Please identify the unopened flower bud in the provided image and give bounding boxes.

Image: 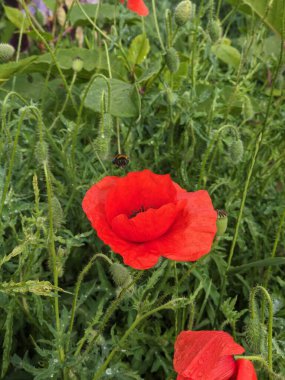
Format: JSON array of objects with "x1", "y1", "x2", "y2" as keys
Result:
[
  {"x1": 72, "y1": 57, "x2": 84, "y2": 73},
  {"x1": 94, "y1": 134, "x2": 109, "y2": 160},
  {"x1": 229, "y1": 139, "x2": 244, "y2": 164},
  {"x1": 242, "y1": 95, "x2": 254, "y2": 120},
  {"x1": 75, "y1": 27, "x2": 84, "y2": 47},
  {"x1": 109, "y1": 263, "x2": 132, "y2": 288},
  {"x1": 216, "y1": 209, "x2": 228, "y2": 236},
  {"x1": 0, "y1": 43, "x2": 15, "y2": 62},
  {"x1": 208, "y1": 19, "x2": 223, "y2": 43},
  {"x1": 56, "y1": 6, "x2": 66, "y2": 26},
  {"x1": 165, "y1": 47, "x2": 180, "y2": 73},
  {"x1": 174, "y1": 0, "x2": 194, "y2": 27}
]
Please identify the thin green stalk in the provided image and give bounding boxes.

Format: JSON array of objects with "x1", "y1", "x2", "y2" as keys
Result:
[
  {"x1": 43, "y1": 162, "x2": 65, "y2": 364},
  {"x1": 151, "y1": 0, "x2": 165, "y2": 51},
  {"x1": 92, "y1": 298, "x2": 186, "y2": 380},
  {"x1": 263, "y1": 207, "x2": 285, "y2": 289},
  {"x1": 66, "y1": 253, "x2": 112, "y2": 352}
]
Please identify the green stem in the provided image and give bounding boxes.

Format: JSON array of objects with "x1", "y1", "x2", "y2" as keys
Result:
[
  {"x1": 92, "y1": 298, "x2": 186, "y2": 380},
  {"x1": 151, "y1": 0, "x2": 165, "y2": 51},
  {"x1": 66, "y1": 253, "x2": 113, "y2": 353},
  {"x1": 250, "y1": 286, "x2": 273, "y2": 375},
  {"x1": 43, "y1": 162, "x2": 65, "y2": 364}
]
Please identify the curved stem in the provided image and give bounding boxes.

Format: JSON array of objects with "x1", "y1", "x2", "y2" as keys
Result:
[
  {"x1": 92, "y1": 298, "x2": 186, "y2": 380},
  {"x1": 151, "y1": 0, "x2": 165, "y2": 51}
]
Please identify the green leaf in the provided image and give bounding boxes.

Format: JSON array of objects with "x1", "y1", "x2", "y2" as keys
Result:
[
  {"x1": 83, "y1": 78, "x2": 140, "y2": 118},
  {"x1": 229, "y1": 257, "x2": 285, "y2": 273},
  {"x1": 0, "y1": 56, "x2": 37, "y2": 83},
  {"x1": 127, "y1": 34, "x2": 150, "y2": 66},
  {"x1": 211, "y1": 41, "x2": 241, "y2": 68},
  {"x1": 4, "y1": 6, "x2": 30, "y2": 30},
  {"x1": 226, "y1": 0, "x2": 285, "y2": 36}
]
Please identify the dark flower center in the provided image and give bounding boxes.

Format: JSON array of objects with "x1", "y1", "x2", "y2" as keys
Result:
[{"x1": 129, "y1": 205, "x2": 146, "y2": 219}]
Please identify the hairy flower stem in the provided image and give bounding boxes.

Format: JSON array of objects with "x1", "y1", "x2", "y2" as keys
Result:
[
  {"x1": 43, "y1": 162, "x2": 65, "y2": 365},
  {"x1": 151, "y1": 0, "x2": 165, "y2": 51},
  {"x1": 92, "y1": 298, "x2": 186, "y2": 380},
  {"x1": 250, "y1": 286, "x2": 273, "y2": 377},
  {"x1": 66, "y1": 253, "x2": 113, "y2": 353}
]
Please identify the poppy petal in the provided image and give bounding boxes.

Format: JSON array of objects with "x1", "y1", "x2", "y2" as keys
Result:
[
  {"x1": 174, "y1": 331, "x2": 245, "y2": 379},
  {"x1": 234, "y1": 359, "x2": 257, "y2": 380},
  {"x1": 82, "y1": 176, "x2": 160, "y2": 269},
  {"x1": 127, "y1": 0, "x2": 149, "y2": 16},
  {"x1": 111, "y1": 202, "x2": 181, "y2": 243},
  {"x1": 156, "y1": 190, "x2": 217, "y2": 262},
  {"x1": 105, "y1": 170, "x2": 176, "y2": 224}
]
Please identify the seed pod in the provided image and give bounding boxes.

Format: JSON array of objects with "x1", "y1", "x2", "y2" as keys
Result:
[
  {"x1": 72, "y1": 57, "x2": 84, "y2": 73},
  {"x1": 216, "y1": 210, "x2": 228, "y2": 237},
  {"x1": 56, "y1": 6, "x2": 66, "y2": 26},
  {"x1": 174, "y1": 0, "x2": 194, "y2": 27},
  {"x1": 109, "y1": 263, "x2": 132, "y2": 288},
  {"x1": 242, "y1": 95, "x2": 254, "y2": 120},
  {"x1": 165, "y1": 47, "x2": 180, "y2": 73},
  {"x1": 229, "y1": 139, "x2": 244, "y2": 164},
  {"x1": 0, "y1": 43, "x2": 15, "y2": 63},
  {"x1": 208, "y1": 19, "x2": 222, "y2": 43}
]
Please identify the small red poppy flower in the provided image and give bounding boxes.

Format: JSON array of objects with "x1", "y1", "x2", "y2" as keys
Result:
[
  {"x1": 174, "y1": 331, "x2": 258, "y2": 380},
  {"x1": 82, "y1": 170, "x2": 217, "y2": 270},
  {"x1": 120, "y1": 0, "x2": 149, "y2": 16}
]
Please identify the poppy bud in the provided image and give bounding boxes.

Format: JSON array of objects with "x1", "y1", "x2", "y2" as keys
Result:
[
  {"x1": 72, "y1": 57, "x2": 84, "y2": 73},
  {"x1": 164, "y1": 88, "x2": 177, "y2": 105},
  {"x1": 229, "y1": 139, "x2": 244, "y2": 164},
  {"x1": 174, "y1": 0, "x2": 194, "y2": 27},
  {"x1": 35, "y1": 140, "x2": 49, "y2": 164},
  {"x1": 165, "y1": 47, "x2": 180, "y2": 73},
  {"x1": 216, "y1": 209, "x2": 228, "y2": 236},
  {"x1": 94, "y1": 134, "x2": 109, "y2": 160},
  {"x1": 208, "y1": 19, "x2": 223, "y2": 43},
  {"x1": 0, "y1": 43, "x2": 15, "y2": 63},
  {"x1": 242, "y1": 95, "x2": 254, "y2": 120},
  {"x1": 100, "y1": 113, "x2": 113, "y2": 136},
  {"x1": 51, "y1": 196, "x2": 64, "y2": 230},
  {"x1": 56, "y1": 6, "x2": 66, "y2": 26},
  {"x1": 109, "y1": 263, "x2": 132, "y2": 288}
]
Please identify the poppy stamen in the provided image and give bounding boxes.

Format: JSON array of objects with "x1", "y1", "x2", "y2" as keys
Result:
[{"x1": 129, "y1": 205, "x2": 145, "y2": 218}]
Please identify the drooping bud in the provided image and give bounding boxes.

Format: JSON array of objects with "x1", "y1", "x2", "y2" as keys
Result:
[
  {"x1": 208, "y1": 19, "x2": 223, "y2": 43},
  {"x1": 35, "y1": 140, "x2": 49, "y2": 164},
  {"x1": 242, "y1": 95, "x2": 254, "y2": 120},
  {"x1": 56, "y1": 6, "x2": 66, "y2": 26},
  {"x1": 51, "y1": 196, "x2": 64, "y2": 230},
  {"x1": 109, "y1": 263, "x2": 132, "y2": 288},
  {"x1": 216, "y1": 209, "x2": 228, "y2": 237},
  {"x1": 229, "y1": 139, "x2": 244, "y2": 164},
  {"x1": 72, "y1": 56, "x2": 84, "y2": 73},
  {"x1": 165, "y1": 47, "x2": 180, "y2": 73},
  {"x1": 0, "y1": 43, "x2": 15, "y2": 63},
  {"x1": 94, "y1": 134, "x2": 109, "y2": 160},
  {"x1": 174, "y1": 0, "x2": 194, "y2": 27}
]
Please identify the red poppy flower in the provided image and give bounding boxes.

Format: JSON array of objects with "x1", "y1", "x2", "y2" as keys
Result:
[
  {"x1": 82, "y1": 170, "x2": 217, "y2": 270},
  {"x1": 120, "y1": 0, "x2": 149, "y2": 16},
  {"x1": 174, "y1": 331, "x2": 258, "y2": 380}
]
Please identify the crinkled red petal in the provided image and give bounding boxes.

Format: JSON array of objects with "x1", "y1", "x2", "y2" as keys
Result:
[
  {"x1": 111, "y1": 202, "x2": 180, "y2": 243},
  {"x1": 234, "y1": 359, "x2": 257, "y2": 380},
  {"x1": 156, "y1": 190, "x2": 217, "y2": 262},
  {"x1": 127, "y1": 0, "x2": 149, "y2": 16},
  {"x1": 174, "y1": 331, "x2": 245, "y2": 379}
]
